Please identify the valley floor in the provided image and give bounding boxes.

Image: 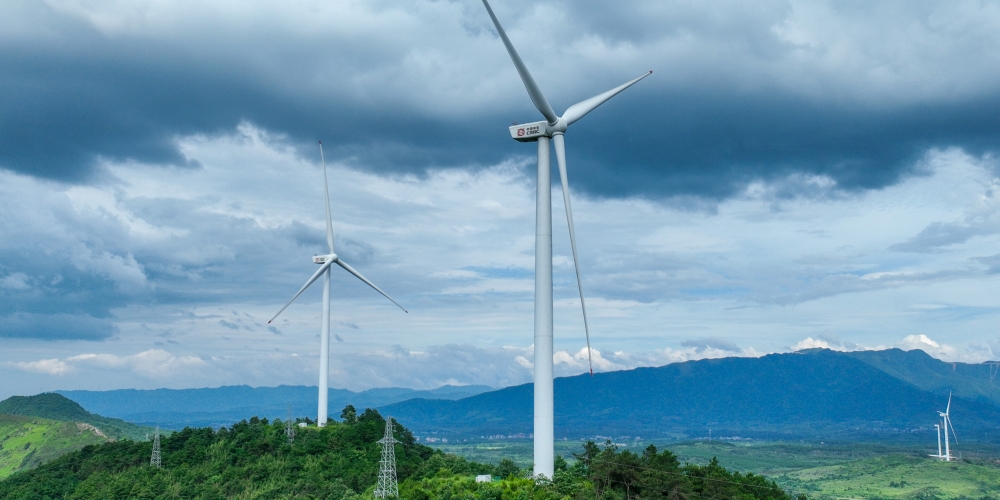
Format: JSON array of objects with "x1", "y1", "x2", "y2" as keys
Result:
[{"x1": 436, "y1": 439, "x2": 1000, "y2": 500}]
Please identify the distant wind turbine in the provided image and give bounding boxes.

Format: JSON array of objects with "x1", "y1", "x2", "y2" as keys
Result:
[
  {"x1": 930, "y1": 423, "x2": 942, "y2": 459},
  {"x1": 480, "y1": 0, "x2": 651, "y2": 479},
  {"x1": 936, "y1": 392, "x2": 957, "y2": 461},
  {"x1": 268, "y1": 141, "x2": 407, "y2": 427}
]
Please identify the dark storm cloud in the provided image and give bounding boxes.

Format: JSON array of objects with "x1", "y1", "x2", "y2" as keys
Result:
[
  {"x1": 4, "y1": 0, "x2": 1000, "y2": 200},
  {"x1": 566, "y1": 90, "x2": 1000, "y2": 200}
]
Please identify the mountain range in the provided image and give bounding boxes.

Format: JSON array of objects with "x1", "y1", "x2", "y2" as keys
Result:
[
  {"x1": 54, "y1": 348, "x2": 1000, "y2": 442},
  {"x1": 58, "y1": 384, "x2": 494, "y2": 429},
  {"x1": 382, "y1": 349, "x2": 1000, "y2": 441}
]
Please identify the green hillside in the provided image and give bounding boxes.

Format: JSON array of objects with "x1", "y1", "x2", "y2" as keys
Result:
[
  {"x1": 0, "y1": 393, "x2": 155, "y2": 441},
  {"x1": 0, "y1": 414, "x2": 109, "y2": 479},
  {"x1": 0, "y1": 407, "x2": 800, "y2": 500}
]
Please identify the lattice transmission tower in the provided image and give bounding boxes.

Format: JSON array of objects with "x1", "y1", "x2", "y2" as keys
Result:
[
  {"x1": 374, "y1": 417, "x2": 399, "y2": 499},
  {"x1": 285, "y1": 405, "x2": 295, "y2": 444},
  {"x1": 150, "y1": 426, "x2": 161, "y2": 468}
]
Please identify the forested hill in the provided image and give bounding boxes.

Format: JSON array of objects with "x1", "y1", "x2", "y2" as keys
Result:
[
  {"x1": 0, "y1": 407, "x2": 801, "y2": 500},
  {"x1": 382, "y1": 349, "x2": 1000, "y2": 440},
  {"x1": 0, "y1": 393, "x2": 154, "y2": 441}
]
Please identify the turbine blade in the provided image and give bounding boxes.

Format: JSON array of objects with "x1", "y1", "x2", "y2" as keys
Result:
[
  {"x1": 335, "y1": 259, "x2": 408, "y2": 313},
  {"x1": 553, "y1": 134, "x2": 593, "y2": 376},
  {"x1": 268, "y1": 260, "x2": 334, "y2": 323},
  {"x1": 561, "y1": 71, "x2": 652, "y2": 126},
  {"x1": 481, "y1": 0, "x2": 558, "y2": 124},
  {"x1": 319, "y1": 141, "x2": 335, "y2": 254},
  {"x1": 947, "y1": 415, "x2": 957, "y2": 443}
]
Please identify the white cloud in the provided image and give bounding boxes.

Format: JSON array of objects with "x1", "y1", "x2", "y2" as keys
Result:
[
  {"x1": 10, "y1": 350, "x2": 207, "y2": 380},
  {"x1": 553, "y1": 347, "x2": 626, "y2": 372},
  {"x1": 895, "y1": 334, "x2": 963, "y2": 361},
  {"x1": 11, "y1": 358, "x2": 71, "y2": 375},
  {"x1": 0, "y1": 273, "x2": 31, "y2": 291},
  {"x1": 791, "y1": 337, "x2": 836, "y2": 351}
]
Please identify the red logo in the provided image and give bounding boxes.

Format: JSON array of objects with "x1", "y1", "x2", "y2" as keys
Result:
[{"x1": 517, "y1": 128, "x2": 525, "y2": 136}]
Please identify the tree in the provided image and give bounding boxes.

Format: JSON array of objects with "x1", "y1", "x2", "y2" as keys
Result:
[{"x1": 341, "y1": 405, "x2": 357, "y2": 424}]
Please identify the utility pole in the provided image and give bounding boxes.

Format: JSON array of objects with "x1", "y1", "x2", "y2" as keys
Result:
[
  {"x1": 375, "y1": 417, "x2": 399, "y2": 499},
  {"x1": 150, "y1": 426, "x2": 161, "y2": 468}
]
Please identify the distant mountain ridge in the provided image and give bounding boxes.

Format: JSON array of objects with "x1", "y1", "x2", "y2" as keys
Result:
[
  {"x1": 381, "y1": 349, "x2": 1000, "y2": 441},
  {"x1": 58, "y1": 384, "x2": 493, "y2": 429},
  {"x1": 844, "y1": 348, "x2": 1000, "y2": 406}
]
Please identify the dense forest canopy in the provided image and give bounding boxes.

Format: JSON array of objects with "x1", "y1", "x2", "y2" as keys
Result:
[{"x1": 0, "y1": 405, "x2": 802, "y2": 499}]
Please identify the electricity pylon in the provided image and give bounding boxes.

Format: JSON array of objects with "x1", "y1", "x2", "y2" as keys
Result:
[
  {"x1": 375, "y1": 417, "x2": 399, "y2": 499},
  {"x1": 150, "y1": 426, "x2": 161, "y2": 468},
  {"x1": 286, "y1": 405, "x2": 295, "y2": 444}
]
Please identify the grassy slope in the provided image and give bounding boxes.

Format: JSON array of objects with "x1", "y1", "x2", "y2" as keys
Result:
[{"x1": 0, "y1": 414, "x2": 108, "y2": 479}]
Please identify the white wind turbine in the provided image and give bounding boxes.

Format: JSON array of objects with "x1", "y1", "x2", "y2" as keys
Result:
[
  {"x1": 930, "y1": 422, "x2": 942, "y2": 459},
  {"x1": 480, "y1": 0, "x2": 651, "y2": 478},
  {"x1": 937, "y1": 392, "x2": 957, "y2": 461},
  {"x1": 268, "y1": 141, "x2": 407, "y2": 427}
]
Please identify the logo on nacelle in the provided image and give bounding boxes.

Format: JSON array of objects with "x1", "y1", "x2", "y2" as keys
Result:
[{"x1": 509, "y1": 120, "x2": 547, "y2": 142}]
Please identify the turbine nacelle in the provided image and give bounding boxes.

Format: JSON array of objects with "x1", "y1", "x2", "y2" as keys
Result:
[
  {"x1": 509, "y1": 119, "x2": 568, "y2": 142},
  {"x1": 313, "y1": 254, "x2": 338, "y2": 264}
]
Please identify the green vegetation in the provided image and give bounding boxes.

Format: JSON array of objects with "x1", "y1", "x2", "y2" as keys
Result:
[
  {"x1": 779, "y1": 455, "x2": 1000, "y2": 500},
  {"x1": 439, "y1": 439, "x2": 1000, "y2": 499},
  {"x1": 0, "y1": 407, "x2": 799, "y2": 499},
  {"x1": 0, "y1": 414, "x2": 109, "y2": 480},
  {"x1": 0, "y1": 393, "x2": 155, "y2": 441}
]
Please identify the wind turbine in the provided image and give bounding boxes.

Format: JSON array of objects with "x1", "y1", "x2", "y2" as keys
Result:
[
  {"x1": 927, "y1": 424, "x2": 944, "y2": 458},
  {"x1": 937, "y1": 392, "x2": 957, "y2": 461},
  {"x1": 931, "y1": 423, "x2": 942, "y2": 459},
  {"x1": 268, "y1": 141, "x2": 407, "y2": 427},
  {"x1": 480, "y1": 0, "x2": 651, "y2": 478}
]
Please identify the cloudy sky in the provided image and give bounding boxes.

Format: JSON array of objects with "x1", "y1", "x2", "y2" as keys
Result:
[{"x1": 3, "y1": 0, "x2": 1000, "y2": 399}]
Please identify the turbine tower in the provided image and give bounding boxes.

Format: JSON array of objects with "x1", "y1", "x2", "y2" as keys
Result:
[
  {"x1": 938, "y1": 392, "x2": 957, "y2": 461},
  {"x1": 934, "y1": 423, "x2": 942, "y2": 458},
  {"x1": 480, "y1": 0, "x2": 651, "y2": 478},
  {"x1": 269, "y1": 142, "x2": 407, "y2": 427},
  {"x1": 375, "y1": 416, "x2": 399, "y2": 499}
]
